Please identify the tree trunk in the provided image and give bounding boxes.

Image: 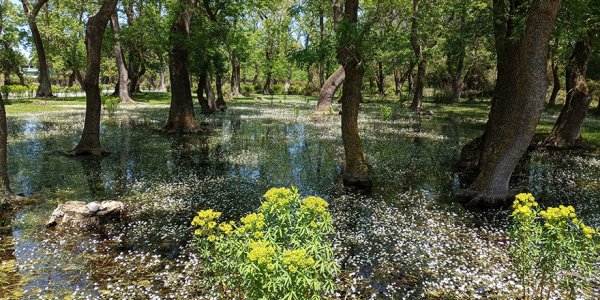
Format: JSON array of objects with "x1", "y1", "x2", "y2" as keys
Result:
[
  {"x1": 230, "y1": 54, "x2": 241, "y2": 96},
  {"x1": 110, "y1": 13, "x2": 133, "y2": 103},
  {"x1": 410, "y1": 0, "x2": 424, "y2": 109},
  {"x1": 377, "y1": 61, "x2": 385, "y2": 96},
  {"x1": 317, "y1": 66, "x2": 345, "y2": 111},
  {"x1": 540, "y1": 39, "x2": 593, "y2": 149},
  {"x1": 394, "y1": 68, "x2": 401, "y2": 95},
  {"x1": 197, "y1": 73, "x2": 213, "y2": 114},
  {"x1": 337, "y1": 0, "x2": 371, "y2": 189},
  {"x1": 451, "y1": 49, "x2": 465, "y2": 101},
  {"x1": 158, "y1": 58, "x2": 167, "y2": 92},
  {"x1": 21, "y1": 0, "x2": 53, "y2": 98},
  {"x1": 548, "y1": 59, "x2": 560, "y2": 106},
  {"x1": 461, "y1": 0, "x2": 561, "y2": 206},
  {"x1": 0, "y1": 92, "x2": 13, "y2": 202},
  {"x1": 162, "y1": 0, "x2": 201, "y2": 133},
  {"x1": 263, "y1": 74, "x2": 271, "y2": 94},
  {"x1": 72, "y1": 0, "x2": 117, "y2": 156},
  {"x1": 215, "y1": 74, "x2": 226, "y2": 111},
  {"x1": 206, "y1": 76, "x2": 216, "y2": 111}
]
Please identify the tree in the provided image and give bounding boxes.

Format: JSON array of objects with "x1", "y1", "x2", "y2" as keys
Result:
[
  {"x1": 409, "y1": 0, "x2": 425, "y2": 109},
  {"x1": 111, "y1": 12, "x2": 133, "y2": 103},
  {"x1": 72, "y1": 0, "x2": 117, "y2": 155},
  {"x1": 21, "y1": 0, "x2": 53, "y2": 97},
  {"x1": 460, "y1": 0, "x2": 561, "y2": 206},
  {"x1": 540, "y1": 37, "x2": 594, "y2": 148},
  {"x1": 337, "y1": 0, "x2": 371, "y2": 188},
  {"x1": 317, "y1": 66, "x2": 344, "y2": 111},
  {"x1": 540, "y1": 0, "x2": 600, "y2": 148},
  {"x1": 0, "y1": 90, "x2": 12, "y2": 204},
  {"x1": 162, "y1": 0, "x2": 201, "y2": 133}
]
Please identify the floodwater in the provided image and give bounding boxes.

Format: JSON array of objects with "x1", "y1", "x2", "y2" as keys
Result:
[{"x1": 1, "y1": 98, "x2": 599, "y2": 299}]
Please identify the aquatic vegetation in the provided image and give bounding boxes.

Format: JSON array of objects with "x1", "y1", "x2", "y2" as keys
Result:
[
  {"x1": 191, "y1": 187, "x2": 338, "y2": 300},
  {"x1": 510, "y1": 193, "x2": 600, "y2": 299}
]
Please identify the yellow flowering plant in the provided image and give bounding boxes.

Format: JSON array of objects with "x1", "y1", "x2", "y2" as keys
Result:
[
  {"x1": 191, "y1": 187, "x2": 338, "y2": 300},
  {"x1": 509, "y1": 193, "x2": 599, "y2": 300}
]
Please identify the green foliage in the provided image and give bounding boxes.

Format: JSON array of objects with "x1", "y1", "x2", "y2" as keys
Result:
[
  {"x1": 241, "y1": 84, "x2": 253, "y2": 96},
  {"x1": 101, "y1": 95, "x2": 119, "y2": 117},
  {"x1": 379, "y1": 105, "x2": 393, "y2": 121},
  {"x1": 271, "y1": 84, "x2": 284, "y2": 95},
  {"x1": 509, "y1": 193, "x2": 600, "y2": 299},
  {"x1": 287, "y1": 85, "x2": 302, "y2": 95},
  {"x1": 192, "y1": 187, "x2": 338, "y2": 299},
  {"x1": 253, "y1": 83, "x2": 263, "y2": 93}
]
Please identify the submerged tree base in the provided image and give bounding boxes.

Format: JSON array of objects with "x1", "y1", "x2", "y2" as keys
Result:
[
  {"x1": 70, "y1": 147, "x2": 111, "y2": 156},
  {"x1": 456, "y1": 188, "x2": 513, "y2": 208},
  {"x1": 342, "y1": 170, "x2": 373, "y2": 191},
  {"x1": 160, "y1": 121, "x2": 202, "y2": 134},
  {"x1": 539, "y1": 137, "x2": 596, "y2": 150}
]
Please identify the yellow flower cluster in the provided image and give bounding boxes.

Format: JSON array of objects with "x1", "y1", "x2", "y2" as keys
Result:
[
  {"x1": 261, "y1": 187, "x2": 296, "y2": 211},
  {"x1": 192, "y1": 209, "x2": 222, "y2": 238},
  {"x1": 300, "y1": 196, "x2": 329, "y2": 215},
  {"x1": 581, "y1": 225, "x2": 597, "y2": 239},
  {"x1": 219, "y1": 221, "x2": 235, "y2": 235},
  {"x1": 540, "y1": 205, "x2": 576, "y2": 225},
  {"x1": 511, "y1": 193, "x2": 538, "y2": 218},
  {"x1": 240, "y1": 213, "x2": 266, "y2": 235},
  {"x1": 282, "y1": 249, "x2": 315, "y2": 273},
  {"x1": 247, "y1": 240, "x2": 275, "y2": 265}
]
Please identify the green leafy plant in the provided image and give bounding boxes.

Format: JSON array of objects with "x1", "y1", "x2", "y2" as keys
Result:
[
  {"x1": 271, "y1": 84, "x2": 284, "y2": 95},
  {"x1": 101, "y1": 95, "x2": 120, "y2": 117},
  {"x1": 253, "y1": 83, "x2": 263, "y2": 93},
  {"x1": 288, "y1": 85, "x2": 302, "y2": 95},
  {"x1": 509, "y1": 193, "x2": 599, "y2": 300},
  {"x1": 241, "y1": 84, "x2": 253, "y2": 96},
  {"x1": 380, "y1": 105, "x2": 393, "y2": 121},
  {"x1": 192, "y1": 187, "x2": 338, "y2": 300}
]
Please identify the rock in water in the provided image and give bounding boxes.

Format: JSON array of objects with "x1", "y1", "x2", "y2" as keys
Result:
[{"x1": 47, "y1": 200, "x2": 125, "y2": 229}]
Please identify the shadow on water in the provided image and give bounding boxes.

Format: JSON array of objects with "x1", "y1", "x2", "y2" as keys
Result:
[{"x1": 2, "y1": 101, "x2": 600, "y2": 298}]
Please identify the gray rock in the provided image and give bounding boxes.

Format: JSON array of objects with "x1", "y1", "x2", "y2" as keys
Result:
[
  {"x1": 47, "y1": 200, "x2": 125, "y2": 229},
  {"x1": 87, "y1": 202, "x2": 100, "y2": 213}
]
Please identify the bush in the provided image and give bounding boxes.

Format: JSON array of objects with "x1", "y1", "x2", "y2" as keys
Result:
[
  {"x1": 67, "y1": 85, "x2": 81, "y2": 93},
  {"x1": 192, "y1": 187, "x2": 338, "y2": 299},
  {"x1": 287, "y1": 85, "x2": 302, "y2": 95},
  {"x1": 241, "y1": 84, "x2": 253, "y2": 96},
  {"x1": 510, "y1": 193, "x2": 599, "y2": 299},
  {"x1": 271, "y1": 84, "x2": 284, "y2": 95},
  {"x1": 101, "y1": 95, "x2": 119, "y2": 117},
  {"x1": 380, "y1": 105, "x2": 393, "y2": 121},
  {"x1": 253, "y1": 83, "x2": 263, "y2": 93}
]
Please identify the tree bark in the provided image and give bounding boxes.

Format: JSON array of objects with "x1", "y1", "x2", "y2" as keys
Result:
[
  {"x1": 451, "y1": 48, "x2": 465, "y2": 101},
  {"x1": 158, "y1": 57, "x2": 167, "y2": 92},
  {"x1": 197, "y1": 73, "x2": 213, "y2": 114},
  {"x1": 206, "y1": 76, "x2": 216, "y2": 110},
  {"x1": 377, "y1": 61, "x2": 385, "y2": 96},
  {"x1": 540, "y1": 39, "x2": 593, "y2": 149},
  {"x1": 461, "y1": 0, "x2": 561, "y2": 206},
  {"x1": 72, "y1": 0, "x2": 117, "y2": 156},
  {"x1": 215, "y1": 74, "x2": 226, "y2": 111},
  {"x1": 548, "y1": 59, "x2": 560, "y2": 106},
  {"x1": 337, "y1": 0, "x2": 371, "y2": 189},
  {"x1": 230, "y1": 54, "x2": 241, "y2": 96},
  {"x1": 0, "y1": 92, "x2": 13, "y2": 202},
  {"x1": 21, "y1": 0, "x2": 53, "y2": 98},
  {"x1": 410, "y1": 0, "x2": 425, "y2": 109},
  {"x1": 162, "y1": 0, "x2": 201, "y2": 133},
  {"x1": 110, "y1": 13, "x2": 133, "y2": 103},
  {"x1": 317, "y1": 66, "x2": 345, "y2": 111}
]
